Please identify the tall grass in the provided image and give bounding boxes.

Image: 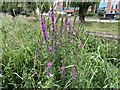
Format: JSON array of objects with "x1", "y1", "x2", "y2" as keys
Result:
[{"x1": 1, "y1": 9, "x2": 120, "y2": 89}]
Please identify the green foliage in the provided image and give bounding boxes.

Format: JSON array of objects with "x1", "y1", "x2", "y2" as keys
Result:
[
  {"x1": 1, "y1": 2, "x2": 18, "y2": 13},
  {"x1": 69, "y1": 2, "x2": 97, "y2": 22},
  {"x1": 1, "y1": 2, "x2": 50, "y2": 15},
  {"x1": 85, "y1": 12, "x2": 95, "y2": 16},
  {"x1": 37, "y1": 2, "x2": 50, "y2": 13},
  {"x1": 97, "y1": 11, "x2": 104, "y2": 16}
]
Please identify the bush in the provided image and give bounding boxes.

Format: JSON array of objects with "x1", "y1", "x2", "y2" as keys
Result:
[
  {"x1": 85, "y1": 12, "x2": 95, "y2": 16},
  {"x1": 1, "y1": 2, "x2": 50, "y2": 15},
  {"x1": 97, "y1": 11, "x2": 104, "y2": 16}
]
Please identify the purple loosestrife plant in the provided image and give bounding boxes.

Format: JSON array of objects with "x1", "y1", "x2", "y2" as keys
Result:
[
  {"x1": 46, "y1": 67, "x2": 50, "y2": 78},
  {"x1": 72, "y1": 64, "x2": 77, "y2": 80},
  {"x1": 61, "y1": 67, "x2": 65, "y2": 76},
  {"x1": 56, "y1": 42, "x2": 60, "y2": 46},
  {"x1": 40, "y1": 17, "x2": 48, "y2": 42},
  {"x1": 61, "y1": 59, "x2": 65, "y2": 76},
  {"x1": 66, "y1": 20, "x2": 77, "y2": 43},
  {"x1": 66, "y1": 20, "x2": 72, "y2": 43},
  {"x1": 66, "y1": 27, "x2": 70, "y2": 35},
  {"x1": 60, "y1": 17, "x2": 64, "y2": 37},
  {"x1": 66, "y1": 20, "x2": 74, "y2": 33},
  {"x1": 48, "y1": 62, "x2": 52, "y2": 68},
  {"x1": 66, "y1": 20, "x2": 71, "y2": 25},
  {"x1": 51, "y1": 7, "x2": 55, "y2": 26},
  {"x1": 46, "y1": 62, "x2": 52, "y2": 78},
  {"x1": 50, "y1": 7, "x2": 57, "y2": 39},
  {"x1": 49, "y1": 46, "x2": 54, "y2": 54}
]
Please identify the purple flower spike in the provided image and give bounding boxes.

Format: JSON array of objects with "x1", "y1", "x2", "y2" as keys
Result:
[
  {"x1": 48, "y1": 62, "x2": 52, "y2": 68},
  {"x1": 50, "y1": 7, "x2": 57, "y2": 39},
  {"x1": 66, "y1": 20, "x2": 71, "y2": 25},
  {"x1": 54, "y1": 26, "x2": 57, "y2": 31},
  {"x1": 46, "y1": 62, "x2": 52, "y2": 78},
  {"x1": 40, "y1": 17, "x2": 48, "y2": 42},
  {"x1": 66, "y1": 20, "x2": 74, "y2": 32},
  {"x1": 51, "y1": 7, "x2": 55, "y2": 24},
  {"x1": 49, "y1": 46, "x2": 54, "y2": 54},
  {"x1": 72, "y1": 64, "x2": 77, "y2": 80},
  {"x1": 56, "y1": 42, "x2": 60, "y2": 45},
  {"x1": 46, "y1": 67, "x2": 50, "y2": 78},
  {"x1": 61, "y1": 59, "x2": 65, "y2": 76},
  {"x1": 61, "y1": 66, "x2": 65, "y2": 76}
]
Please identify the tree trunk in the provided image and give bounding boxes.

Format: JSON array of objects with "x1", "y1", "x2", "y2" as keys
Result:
[
  {"x1": 79, "y1": 14, "x2": 85, "y2": 23},
  {"x1": 91, "y1": 4, "x2": 95, "y2": 13}
]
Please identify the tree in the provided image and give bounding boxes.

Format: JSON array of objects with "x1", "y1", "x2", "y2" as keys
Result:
[
  {"x1": 70, "y1": 2, "x2": 97, "y2": 22},
  {"x1": 1, "y1": 2, "x2": 18, "y2": 13},
  {"x1": 37, "y1": 2, "x2": 50, "y2": 13},
  {"x1": 1, "y1": 2, "x2": 50, "y2": 16}
]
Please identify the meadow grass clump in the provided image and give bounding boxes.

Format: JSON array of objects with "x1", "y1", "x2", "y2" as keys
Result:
[{"x1": 1, "y1": 7, "x2": 119, "y2": 89}]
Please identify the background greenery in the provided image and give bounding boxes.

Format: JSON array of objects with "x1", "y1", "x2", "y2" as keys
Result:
[{"x1": 1, "y1": 2, "x2": 50, "y2": 16}]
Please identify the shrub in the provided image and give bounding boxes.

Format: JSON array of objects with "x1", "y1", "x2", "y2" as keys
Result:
[
  {"x1": 97, "y1": 11, "x2": 104, "y2": 16},
  {"x1": 85, "y1": 12, "x2": 95, "y2": 16}
]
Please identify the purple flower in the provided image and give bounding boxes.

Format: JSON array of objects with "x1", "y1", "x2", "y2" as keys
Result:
[
  {"x1": 61, "y1": 66, "x2": 65, "y2": 76},
  {"x1": 76, "y1": 29, "x2": 78, "y2": 33},
  {"x1": 40, "y1": 17, "x2": 48, "y2": 42},
  {"x1": 49, "y1": 46, "x2": 54, "y2": 54},
  {"x1": 72, "y1": 64, "x2": 77, "y2": 80},
  {"x1": 50, "y1": 7, "x2": 57, "y2": 38},
  {"x1": 66, "y1": 20, "x2": 74, "y2": 32},
  {"x1": 54, "y1": 26, "x2": 57, "y2": 31},
  {"x1": 56, "y1": 42, "x2": 60, "y2": 45},
  {"x1": 51, "y1": 8, "x2": 55, "y2": 24},
  {"x1": 66, "y1": 20, "x2": 71, "y2": 25},
  {"x1": 48, "y1": 62, "x2": 52, "y2": 68},
  {"x1": 46, "y1": 62, "x2": 52, "y2": 78},
  {"x1": 61, "y1": 59, "x2": 65, "y2": 76},
  {"x1": 46, "y1": 67, "x2": 50, "y2": 78}
]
